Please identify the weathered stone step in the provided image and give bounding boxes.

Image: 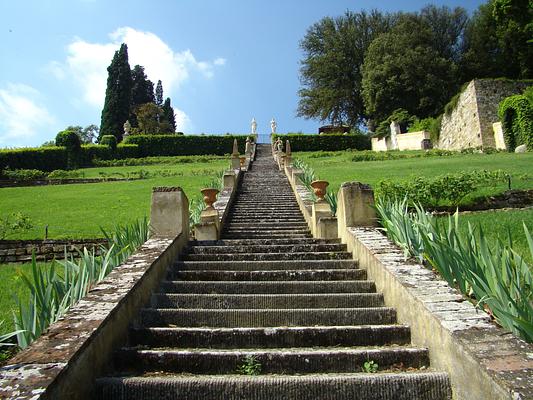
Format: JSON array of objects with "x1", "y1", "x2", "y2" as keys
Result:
[
  {"x1": 159, "y1": 280, "x2": 376, "y2": 294},
  {"x1": 139, "y1": 307, "x2": 397, "y2": 327},
  {"x1": 191, "y1": 238, "x2": 338, "y2": 246},
  {"x1": 222, "y1": 233, "x2": 313, "y2": 239},
  {"x1": 129, "y1": 325, "x2": 412, "y2": 349},
  {"x1": 151, "y1": 293, "x2": 383, "y2": 309},
  {"x1": 172, "y1": 269, "x2": 365, "y2": 281},
  {"x1": 222, "y1": 223, "x2": 310, "y2": 231},
  {"x1": 114, "y1": 347, "x2": 430, "y2": 375},
  {"x1": 227, "y1": 217, "x2": 306, "y2": 223},
  {"x1": 220, "y1": 230, "x2": 312, "y2": 238},
  {"x1": 171, "y1": 259, "x2": 358, "y2": 272},
  {"x1": 185, "y1": 243, "x2": 346, "y2": 254},
  {"x1": 182, "y1": 251, "x2": 351, "y2": 262},
  {"x1": 95, "y1": 372, "x2": 452, "y2": 400}
]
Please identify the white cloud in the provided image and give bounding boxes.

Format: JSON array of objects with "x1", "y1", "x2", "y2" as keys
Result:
[
  {"x1": 173, "y1": 107, "x2": 192, "y2": 132},
  {"x1": 51, "y1": 27, "x2": 226, "y2": 115},
  {"x1": 0, "y1": 83, "x2": 56, "y2": 147}
]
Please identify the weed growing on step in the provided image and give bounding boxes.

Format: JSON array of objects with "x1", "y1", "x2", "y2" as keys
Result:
[
  {"x1": 362, "y1": 360, "x2": 379, "y2": 373},
  {"x1": 237, "y1": 355, "x2": 262, "y2": 375}
]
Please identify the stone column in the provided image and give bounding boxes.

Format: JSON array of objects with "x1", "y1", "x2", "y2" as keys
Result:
[
  {"x1": 312, "y1": 200, "x2": 334, "y2": 238},
  {"x1": 223, "y1": 170, "x2": 236, "y2": 189},
  {"x1": 337, "y1": 182, "x2": 378, "y2": 243},
  {"x1": 231, "y1": 138, "x2": 240, "y2": 169},
  {"x1": 150, "y1": 187, "x2": 189, "y2": 239},
  {"x1": 389, "y1": 121, "x2": 400, "y2": 150}
]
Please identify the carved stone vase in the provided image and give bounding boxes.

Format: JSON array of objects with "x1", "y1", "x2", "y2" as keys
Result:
[
  {"x1": 201, "y1": 188, "x2": 219, "y2": 209},
  {"x1": 239, "y1": 156, "x2": 246, "y2": 168},
  {"x1": 311, "y1": 180, "x2": 329, "y2": 202}
]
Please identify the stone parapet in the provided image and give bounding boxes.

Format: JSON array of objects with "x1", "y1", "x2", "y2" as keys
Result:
[{"x1": 343, "y1": 227, "x2": 533, "y2": 400}]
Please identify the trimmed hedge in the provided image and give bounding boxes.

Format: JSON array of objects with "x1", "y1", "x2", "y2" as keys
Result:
[
  {"x1": 498, "y1": 88, "x2": 533, "y2": 151},
  {"x1": 272, "y1": 134, "x2": 371, "y2": 152},
  {"x1": 79, "y1": 145, "x2": 113, "y2": 166},
  {"x1": 123, "y1": 135, "x2": 248, "y2": 156},
  {"x1": 0, "y1": 147, "x2": 68, "y2": 172},
  {"x1": 115, "y1": 144, "x2": 140, "y2": 159}
]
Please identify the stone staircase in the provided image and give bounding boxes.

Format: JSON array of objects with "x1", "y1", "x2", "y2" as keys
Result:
[{"x1": 94, "y1": 144, "x2": 451, "y2": 399}]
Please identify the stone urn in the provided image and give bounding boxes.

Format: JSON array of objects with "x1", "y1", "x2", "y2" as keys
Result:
[
  {"x1": 201, "y1": 188, "x2": 219, "y2": 209},
  {"x1": 239, "y1": 156, "x2": 246, "y2": 168},
  {"x1": 311, "y1": 180, "x2": 329, "y2": 201}
]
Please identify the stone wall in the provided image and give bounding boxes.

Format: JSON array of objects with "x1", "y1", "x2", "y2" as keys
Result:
[
  {"x1": 0, "y1": 239, "x2": 107, "y2": 263},
  {"x1": 439, "y1": 79, "x2": 530, "y2": 150}
]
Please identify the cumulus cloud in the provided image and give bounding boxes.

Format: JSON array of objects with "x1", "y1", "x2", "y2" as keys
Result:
[
  {"x1": 0, "y1": 83, "x2": 56, "y2": 147},
  {"x1": 51, "y1": 27, "x2": 226, "y2": 113},
  {"x1": 173, "y1": 107, "x2": 192, "y2": 132}
]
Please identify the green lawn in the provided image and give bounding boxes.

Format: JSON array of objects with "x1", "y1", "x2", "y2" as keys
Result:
[
  {"x1": 295, "y1": 151, "x2": 533, "y2": 201},
  {"x1": 0, "y1": 159, "x2": 229, "y2": 239}
]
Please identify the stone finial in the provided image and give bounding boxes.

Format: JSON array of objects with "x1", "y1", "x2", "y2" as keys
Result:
[
  {"x1": 285, "y1": 140, "x2": 291, "y2": 156},
  {"x1": 232, "y1": 139, "x2": 239, "y2": 156},
  {"x1": 336, "y1": 181, "x2": 378, "y2": 242},
  {"x1": 150, "y1": 187, "x2": 189, "y2": 238}
]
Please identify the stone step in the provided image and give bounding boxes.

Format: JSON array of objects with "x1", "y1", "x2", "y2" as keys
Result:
[
  {"x1": 95, "y1": 373, "x2": 452, "y2": 400},
  {"x1": 191, "y1": 238, "x2": 339, "y2": 246},
  {"x1": 171, "y1": 259, "x2": 358, "y2": 272},
  {"x1": 222, "y1": 224, "x2": 310, "y2": 231},
  {"x1": 172, "y1": 269, "x2": 365, "y2": 281},
  {"x1": 227, "y1": 217, "x2": 307, "y2": 223},
  {"x1": 113, "y1": 347, "x2": 430, "y2": 375},
  {"x1": 182, "y1": 252, "x2": 351, "y2": 262},
  {"x1": 159, "y1": 280, "x2": 376, "y2": 294},
  {"x1": 220, "y1": 231, "x2": 312, "y2": 238},
  {"x1": 185, "y1": 243, "x2": 346, "y2": 254},
  {"x1": 139, "y1": 307, "x2": 397, "y2": 327},
  {"x1": 129, "y1": 325, "x2": 412, "y2": 349},
  {"x1": 151, "y1": 293, "x2": 383, "y2": 309},
  {"x1": 222, "y1": 233, "x2": 313, "y2": 239}
]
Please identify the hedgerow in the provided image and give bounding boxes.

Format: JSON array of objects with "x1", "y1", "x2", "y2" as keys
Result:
[{"x1": 272, "y1": 134, "x2": 370, "y2": 152}]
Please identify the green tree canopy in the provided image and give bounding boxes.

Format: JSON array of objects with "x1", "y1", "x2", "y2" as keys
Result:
[
  {"x1": 155, "y1": 80, "x2": 164, "y2": 107},
  {"x1": 297, "y1": 10, "x2": 396, "y2": 127},
  {"x1": 100, "y1": 43, "x2": 132, "y2": 142},
  {"x1": 362, "y1": 16, "x2": 456, "y2": 122},
  {"x1": 162, "y1": 97, "x2": 177, "y2": 133}
]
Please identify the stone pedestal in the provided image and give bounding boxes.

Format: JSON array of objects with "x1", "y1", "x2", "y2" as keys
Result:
[
  {"x1": 312, "y1": 201, "x2": 332, "y2": 237},
  {"x1": 337, "y1": 182, "x2": 377, "y2": 242},
  {"x1": 317, "y1": 216, "x2": 338, "y2": 239},
  {"x1": 231, "y1": 155, "x2": 240, "y2": 169},
  {"x1": 196, "y1": 207, "x2": 220, "y2": 240},
  {"x1": 150, "y1": 187, "x2": 189, "y2": 239},
  {"x1": 223, "y1": 170, "x2": 236, "y2": 188}
]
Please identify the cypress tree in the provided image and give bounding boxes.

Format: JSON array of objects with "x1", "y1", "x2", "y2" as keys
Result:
[
  {"x1": 162, "y1": 97, "x2": 177, "y2": 133},
  {"x1": 100, "y1": 43, "x2": 132, "y2": 142},
  {"x1": 130, "y1": 65, "x2": 155, "y2": 127},
  {"x1": 155, "y1": 80, "x2": 164, "y2": 107}
]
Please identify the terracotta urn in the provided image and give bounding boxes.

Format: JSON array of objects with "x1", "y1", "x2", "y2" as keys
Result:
[
  {"x1": 239, "y1": 156, "x2": 246, "y2": 168},
  {"x1": 311, "y1": 180, "x2": 329, "y2": 201},
  {"x1": 201, "y1": 188, "x2": 219, "y2": 209}
]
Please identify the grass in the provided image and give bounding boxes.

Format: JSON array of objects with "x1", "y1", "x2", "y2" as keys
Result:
[
  {"x1": 295, "y1": 151, "x2": 533, "y2": 203},
  {"x1": 458, "y1": 208, "x2": 533, "y2": 264},
  {"x1": 0, "y1": 158, "x2": 229, "y2": 239},
  {"x1": 0, "y1": 262, "x2": 54, "y2": 336}
]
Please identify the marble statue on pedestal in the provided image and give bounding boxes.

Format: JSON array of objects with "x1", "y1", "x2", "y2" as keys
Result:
[
  {"x1": 251, "y1": 118, "x2": 257, "y2": 135},
  {"x1": 270, "y1": 118, "x2": 277, "y2": 134}
]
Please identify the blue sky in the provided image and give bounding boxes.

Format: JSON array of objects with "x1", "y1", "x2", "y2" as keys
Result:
[{"x1": 0, "y1": 0, "x2": 485, "y2": 147}]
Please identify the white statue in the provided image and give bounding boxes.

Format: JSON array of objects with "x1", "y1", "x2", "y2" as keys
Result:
[
  {"x1": 251, "y1": 118, "x2": 257, "y2": 134},
  {"x1": 270, "y1": 118, "x2": 277, "y2": 134},
  {"x1": 123, "y1": 120, "x2": 131, "y2": 137}
]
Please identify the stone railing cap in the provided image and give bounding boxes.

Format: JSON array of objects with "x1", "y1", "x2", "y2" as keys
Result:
[{"x1": 152, "y1": 186, "x2": 183, "y2": 192}]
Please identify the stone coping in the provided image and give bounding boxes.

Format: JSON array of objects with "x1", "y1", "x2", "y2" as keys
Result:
[
  {"x1": 345, "y1": 227, "x2": 533, "y2": 400},
  {"x1": 0, "y1": 233, "x2": 188, "y2": 400}
]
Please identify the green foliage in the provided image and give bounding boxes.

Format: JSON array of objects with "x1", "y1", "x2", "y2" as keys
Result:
[
  {"x1": 272, "y1": 134, "x2": 370, "y2": 152},
  {"x1": 0, "y1": 147, "x2": 68, "y2": 172},
  {"x1": 100, "y1": 43, "x2": 132, "y2": 142},
  {"x1": 362, "y1": 360, "x2": 379, "y2": 373},
  {"x1": 100, "y1": 135, "x2": 118, "y2": 151},
  {"x1": 297, "y1": 10, "x2": 396, "y2": 126},
  {"x1": 162, "y1": 97, "x2": 176, "y2": 133},
  {"x1": 374, "y1": 109, "x2": 416, "y2": 138},
  {"x1": 1, "y1": 168, "x2": 47, "y2": 181},
  {"x1": 115, "y1": 144, "x2": 140, "y2": 159},
  {"x1": 376, "y1": 170, "x2": 510, "y2": 207},
  {"x1": 498, "y1": 89, "x2": 533, "y2": 151},
  {"x1": 56, "y1": 129, "x2": 82, "y2": 169},
  {"x1": 362, "y1": 16, "x2": 456, "y2": 122},
  {"x1": 130, "y1": 65, "x2": 154, "y2": 115},
  {"x1": 124, "y1": 134, "x2": 248, "y2": 156},
  {"x1": 92, "y1": 154, "x2": 223, "y2": 167},
  {"x1": 292, "y1": 158, "x2": 337, "y2": 215},
  {"x1": 237, "y1": 355, "x2": 262, "y2": 375},
  {"x1": 46, "y1": 170, "x2": 85, "y2": 180},
  {"x1": 376, "y1": 199, "x2": 533, "y2": 342},
  {"x1": 0, "y1": 212, "x2": 33, "y2": 240},
  {"x1": 0, "y1": 321, "x2": 23, "y2": 348},
  {"x1": 155, "y1": 80, "x2": 164, "y2": 107},
  {"x1": 12, "y1": 218, "x2": 149, "y2": 349}
]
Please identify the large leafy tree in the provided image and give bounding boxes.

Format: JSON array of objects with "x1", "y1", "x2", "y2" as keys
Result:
[
  {"x1": 100, "y1": 43, "x2": 132, "y2": 142},
  {"x1": 362, "y1": 16, "x2": 456, "y2": 122},
  {"x1": 162, "y1": 97, "x2": 177, "y2": 133},
  {"x1": 297, "y1": 10, "x2": 396, "y2": 127}
]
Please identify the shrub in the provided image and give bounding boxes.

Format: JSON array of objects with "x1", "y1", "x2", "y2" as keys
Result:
[
  {"x1": 47, "y1": 169, "x2": 85, "y2": 179},
  {"x1": 498, "y1": 88, "x2": 533, "y2": 151},
  {"x1": 0, "y1": 212, "x2": 33, "y2": 240},
  {"x1": 79, "y1": 145, "x2": 113, "y2": 166},
  {"x1": 56, "y1": 130, "x2": 81, "y2": 169},
  {"x1": 1, "y1": 168, "x2": 47, "y2": 181},
  {"x1": 124, "y1": 135, "x2": 248, "y2": 156},
  {"x1": 100, "y1": 135, "x2": 117, "y2": 151},
  {"x1": 374, "y1": 109, "x2": 416, "y2": 138},
  {"x1": 115, "y1": 144, "x2": 140, "y2": 159},
  {"x1": 0, "y1": 147, "x2": 68, "y2": 172},
  {"x1": 271, "y1": 134, "x2": 370, "y2": 152}
]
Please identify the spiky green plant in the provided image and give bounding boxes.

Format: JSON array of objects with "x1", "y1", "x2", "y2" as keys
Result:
[{"x1": 0, "y1": 321, "x2": 23, "y2": 348}]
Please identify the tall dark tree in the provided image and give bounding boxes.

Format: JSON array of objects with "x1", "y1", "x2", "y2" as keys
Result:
[
  {"x1": 362, "y1": 16, "x2": 456, "y2": 122},
  {"x1": 297, "y1": 10, "x2": 397, "y2": 127},
  {"x1": 100, "y1": 43, "x2": 132, "y2": 142},
  {"x1": 155, "y1": 80, "x2": 164, "y2": 107},
  {"x1": 131, "y1": 65, "x2": 155, "y2": 108},
  {"x1": 162, "y1": 97, "x2": 176, "y2": 133}
]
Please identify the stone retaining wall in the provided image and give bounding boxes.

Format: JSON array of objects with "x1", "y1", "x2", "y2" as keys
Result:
[{"x1": 0, "y1": 239, "x2": 108, "y2": 263}]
